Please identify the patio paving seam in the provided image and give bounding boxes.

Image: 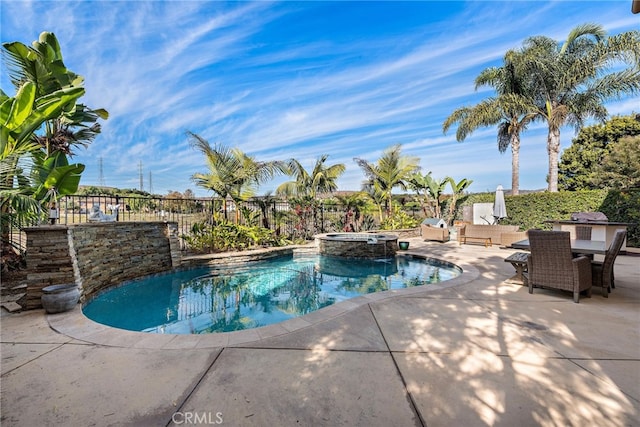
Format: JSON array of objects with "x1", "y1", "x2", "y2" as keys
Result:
[
  {"x1": 566, "y1": 357, "x2": 640, "y2": 405},
  {"x1": 367, "y1": 302, "x2": 427, "y2": 427},
  {"x1": 565, "y1": 357, "x2": 640, "y2": 361},
  {"x1": 163, "y1": 347, "x2": 225, "y2": 427},
  {"x1": 1, "y1": 339, "x2": 81, "y2": 348},
  {"x1": 234, "y1": 345, "x2": 388, "y2": 353},
  {"x1": 0, "y1": 342, "x2": 67, "y2": 376}
]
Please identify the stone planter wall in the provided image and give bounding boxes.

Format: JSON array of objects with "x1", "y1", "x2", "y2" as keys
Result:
[
  {"x1": 180, "y1": 246, "x2": 298, "y2": 270},
  {"x1": 391, "y1": 228, "x2": 421, "y2": 239},
  {"x1": 22, "y1": 226, "x2": 75, "y2": 310},
  {"x1": 22, "y1": 222, "x2": 180, "y2": 309}
]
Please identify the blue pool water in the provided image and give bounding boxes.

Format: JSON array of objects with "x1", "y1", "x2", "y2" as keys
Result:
[{"x1": 83, "y1": 254, "x2": 461, "y2": 334}]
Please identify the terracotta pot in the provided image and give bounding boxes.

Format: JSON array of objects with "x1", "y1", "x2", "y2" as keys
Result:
[{"x1": 41, "y1": 284, "x2": 80, "y2": 313}]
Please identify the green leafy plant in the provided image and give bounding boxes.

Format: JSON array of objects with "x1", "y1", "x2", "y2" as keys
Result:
[
  {"x1": 181, "y1": 220, "x2": 289, "y2": 253},
  {"x1": 1, "y1": 32, "x2": 107, "y2": 271},
  {"x1": 380, "y1": 203, "x2": 420, "y2": 230}
]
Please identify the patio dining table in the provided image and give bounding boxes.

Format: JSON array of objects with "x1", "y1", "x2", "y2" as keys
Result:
[{"x1": 511, "y1": 239, "x2": 608, "y2": 255}]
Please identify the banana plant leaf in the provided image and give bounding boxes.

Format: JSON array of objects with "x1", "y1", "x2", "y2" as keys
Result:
[{"x1": 33, "y1": 158, "x2": 85, "y2": 200}]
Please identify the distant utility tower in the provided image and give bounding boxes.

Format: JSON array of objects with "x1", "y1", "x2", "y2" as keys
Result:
[
  {"x1": 138, "y1": 161, "x2": 144, "y2": 191},
  {"x1": 148, "y1": 171, "x2": 153, "y2": 195},
  {"x1": 98, "y1": 157, "x2": 105, "y2": 186}
]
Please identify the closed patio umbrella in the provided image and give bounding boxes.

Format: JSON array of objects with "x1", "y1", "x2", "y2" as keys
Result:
[{"x1": 493, "y1": 185, "x2": 507, "y2": 223}]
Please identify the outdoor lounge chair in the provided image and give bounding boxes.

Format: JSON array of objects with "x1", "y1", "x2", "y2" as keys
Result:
[
  {"x1": 526, "y1": 230, "x2": 592, "y2": 303},
  {"x1": 591, "y1": 229, "x2": 627, "y2": 298}
]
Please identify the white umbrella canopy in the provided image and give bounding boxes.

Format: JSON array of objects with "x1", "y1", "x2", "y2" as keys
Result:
[{"x1": 493, "y1": 185, "x2": 507, "y2": 223}]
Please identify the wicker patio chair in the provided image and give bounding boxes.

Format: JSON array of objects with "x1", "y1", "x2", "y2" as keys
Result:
[
  {"x1": 574, "y1": 225, "x2": 594, "y2": 260},
  {"x1": 591, "y1": 229, "x2": 627, "y2": 298},
  {"x1": 526, "y1": 230, "x2": 592, "y2": 303}
]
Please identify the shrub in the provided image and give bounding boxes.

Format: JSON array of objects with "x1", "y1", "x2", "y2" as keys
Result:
[
  {"x1": 380, "y1": 204, "x2": 420, "y2": 230},
  {"x1": 182, "y1": 221, "x2": 289, "y2": 253},
  {"x1": 600, "y1": 189, "x2": 640, "y2": 247}
]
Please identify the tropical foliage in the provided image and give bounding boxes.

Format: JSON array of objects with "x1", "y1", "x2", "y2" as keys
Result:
[
  {"x1": 407, "y1": 172, "x2": 447, "y2": 219},
  {"x1": 276, "y1": 155, "x2": 345, "y2": 199},
  {"x1": 406, "y1": 173, "x2": 472, "y2": 225},
  {"x1": 274, "y1": 155, "x2": 346, "y2": 238},
  {"x1": 188, "y1": 132, "x2": 286, "y2": 221},
  {"x1": 1, "y1": 32, "x2": 107, "y2": 268},
  {"x1": 379, "y1": 203, "x2": 420, "y2": 230},
  {"x1": 515, "y1": 24, "x2": 640, "y2": 192},
  {"x1": 354, "y1": 144, "x2": 420, "y2": 221},
  {"x1": 333, "y1": 192, "x2": 370, "y2": 232},
  {"x1": 443, "y1": 24, "x2": 640, "y2": 193},
  {"x1": 445, "y1": 177, "x2": 473, "y2": 224},
  {"x1": 182, "y1": 216, "x2": 289, "y2": 253},
  {"x1": 443, "y1": 55, "x2": 535, "y2": 195}
]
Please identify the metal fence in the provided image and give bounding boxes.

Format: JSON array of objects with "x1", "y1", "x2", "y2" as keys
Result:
[{"x1": 6, "y1": 195, "x2": 423, "y2": 253}]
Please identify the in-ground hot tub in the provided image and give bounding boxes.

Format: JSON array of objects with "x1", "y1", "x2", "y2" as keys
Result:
[{"x1": 315, "y1": 233, "x2": 398, "y2": 259}]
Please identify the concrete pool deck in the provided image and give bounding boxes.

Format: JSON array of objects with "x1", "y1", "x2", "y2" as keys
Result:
[{"x1": 1, "y1": 238, "x2": 639, "y2": 426}]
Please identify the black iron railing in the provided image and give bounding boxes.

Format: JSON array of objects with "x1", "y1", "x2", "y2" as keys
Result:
[{"x1": 5, "y1": 195, "x2": 422, "y2": 253}]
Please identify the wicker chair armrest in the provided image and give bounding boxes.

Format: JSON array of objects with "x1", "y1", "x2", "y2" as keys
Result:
[{"x1": 572, "y1": 256, "x2": 592, "y2": 290}]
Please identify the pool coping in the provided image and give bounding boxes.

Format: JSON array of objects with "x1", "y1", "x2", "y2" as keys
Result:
[{"x1": 46, "y1": 251, "x2": 479, "y2": 349}]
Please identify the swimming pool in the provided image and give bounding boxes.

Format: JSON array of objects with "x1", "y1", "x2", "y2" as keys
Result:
[{"x1": 83, "y1": 253, "x2": 461, "y2": 334}]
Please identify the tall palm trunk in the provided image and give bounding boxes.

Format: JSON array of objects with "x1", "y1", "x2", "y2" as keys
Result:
[
  {"x1": 547, "y1": 127, "x2": 561, "y2": 192},
  {"x1": 510, "y1": 134, "x2": 520, "y2": 195}
]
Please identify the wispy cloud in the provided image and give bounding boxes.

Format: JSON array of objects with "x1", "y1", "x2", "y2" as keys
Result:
[{"x1": 1, "y1": 1, "x2": 637, "y2": 195}]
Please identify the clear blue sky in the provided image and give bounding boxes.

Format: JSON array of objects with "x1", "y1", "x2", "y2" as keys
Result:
[{"x1": 1, "y1": 1, "x2": 638, "y2": 197}]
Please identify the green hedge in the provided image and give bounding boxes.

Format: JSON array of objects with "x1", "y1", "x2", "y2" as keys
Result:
[
  {"x1": 458, "y1": 189, "x2": 639, "y2": 247},
  {"x1": 599, "y1": 190, "x2": 640, "y2": 248}
]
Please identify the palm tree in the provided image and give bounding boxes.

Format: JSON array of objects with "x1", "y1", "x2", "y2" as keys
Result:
[
  {"x1": 189, "y1": 133, "x2": 236, "y2": 218},
  {"x1": 361, "y1": 182, "x2": 387, "y2": 223},
  {"x1": 334, "y1": 192, "x2": 369, "y2": 232},
  {"x1": 443, "y1": 52, "x2": 536, "y2": 196},
  {"x1": 276, "y1": 155, "x2": 345, "y2": 199},
  {"x1": 189, "y1": 132, "x2": 285, "y2": 221},
  {"x1": 354, "y1": 144, "x2": 420, "y2": 219},
  {"x1": 253, "y1": 192, "x2": 278, "y2": 229},
  {"x1": 276, "y1": 155, "x2": 345, "y2": 236},
  {"x1": 519, "y1": 24, "x2": 640, "y2": 192}
]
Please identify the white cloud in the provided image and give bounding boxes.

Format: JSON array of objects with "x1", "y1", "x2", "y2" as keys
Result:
[{"x1": 1, "y1": 0, "x2": 637, "y2": 197}]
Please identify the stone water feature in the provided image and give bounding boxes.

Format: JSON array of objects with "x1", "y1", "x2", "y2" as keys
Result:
[
  {"x1": 315, "y1": 233, "x2": 398, "y2": 259},
  {"x1": 20, "y1": 222, "x2": 181, "y2": 309}
]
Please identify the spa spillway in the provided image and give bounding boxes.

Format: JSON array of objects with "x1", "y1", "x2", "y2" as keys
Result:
[{"x1": 315, "y1": 233, "x2": 398, "y2": 259}]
